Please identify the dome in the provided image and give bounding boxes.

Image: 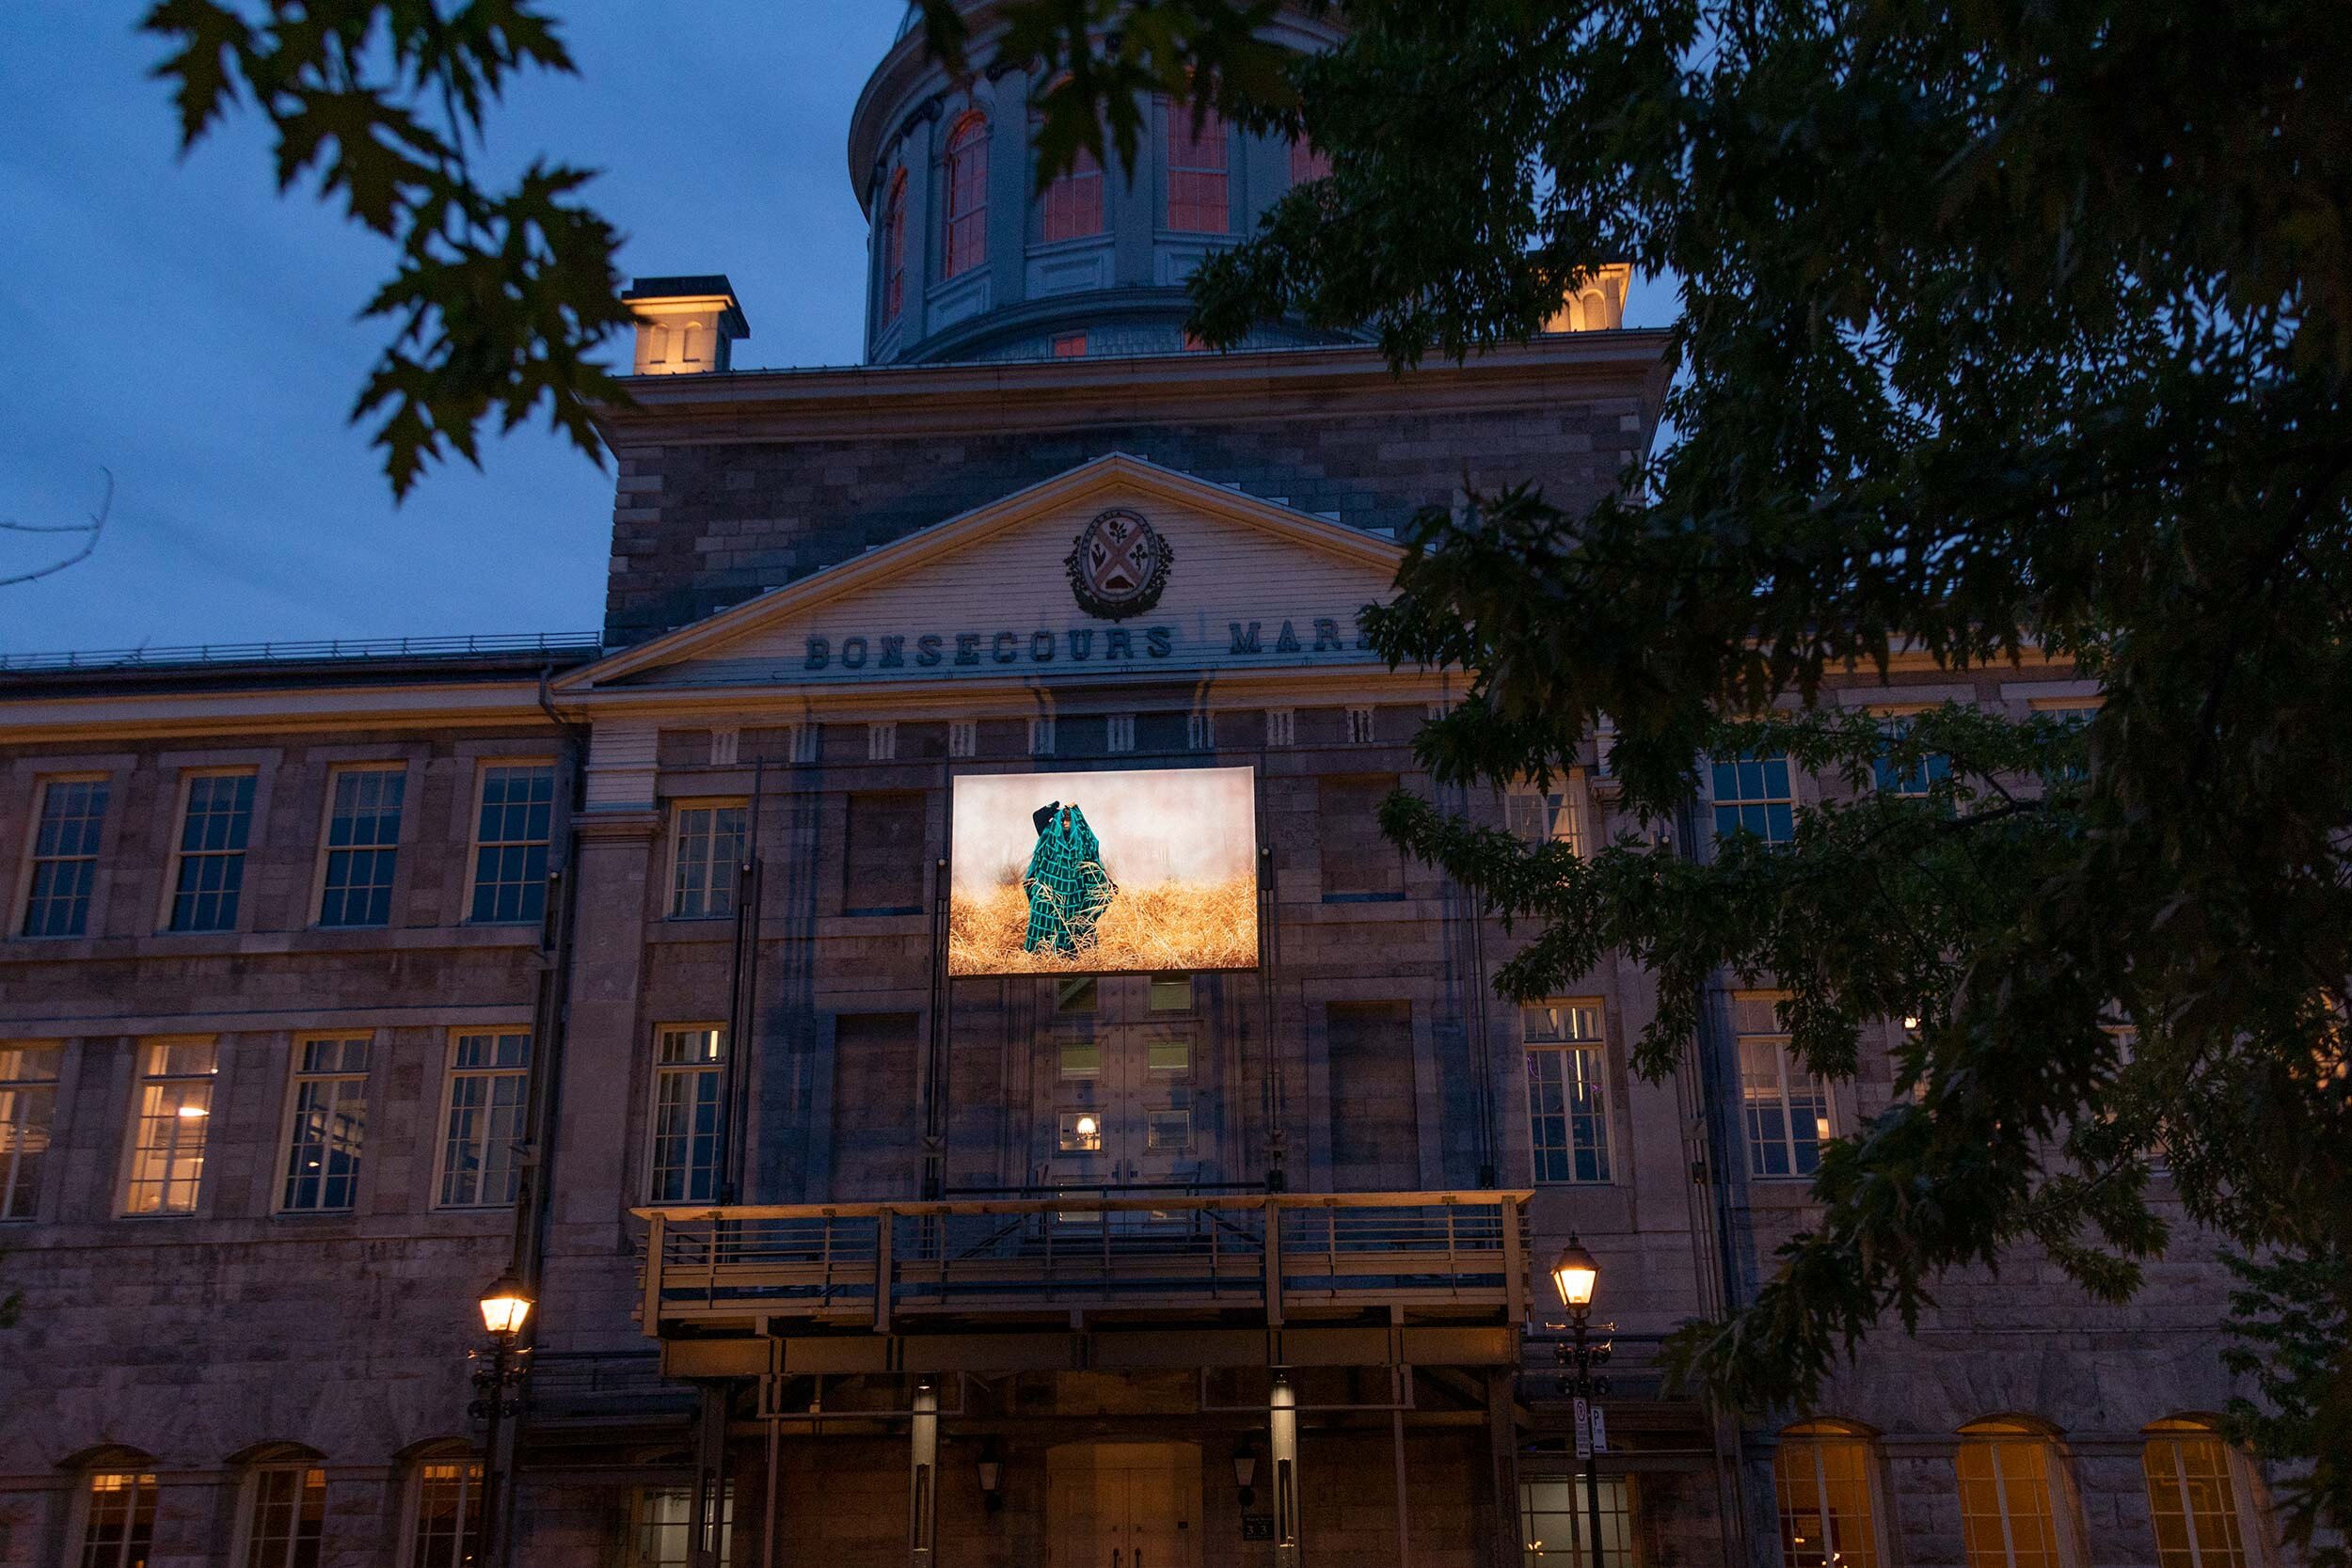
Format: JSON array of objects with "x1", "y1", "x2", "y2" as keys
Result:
[{"x1": 848, "y1": 2, "x2": 1361, "y2": 366}]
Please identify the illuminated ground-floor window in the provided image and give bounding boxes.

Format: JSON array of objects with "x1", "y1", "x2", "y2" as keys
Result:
[
  {"x1": 629, "y1": 1484, "x2": 734, "y2": 1568},
  {"x1": 1522, "y1": 1474, "x2": 1633, "y2": 1568},
  {"x1": 77, "y1": 1470, "x2": 157, "y2": 1568},
  {"x1": 1774, "y1": 1423, "x2": 1882, "y2": 1568}
]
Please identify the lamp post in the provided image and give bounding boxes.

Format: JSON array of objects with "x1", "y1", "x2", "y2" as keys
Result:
[
  {"x1": 1549, "y1": 1237, "x2": 1613, "y2": 1568},
  {"x1": 469, "y1": 1270, "x2": 534, "y2": 1566}
]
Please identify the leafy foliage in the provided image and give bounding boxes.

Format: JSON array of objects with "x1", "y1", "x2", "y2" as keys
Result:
[{"x1": 142, "y1": 0, "x2": 636, "y2": 497}]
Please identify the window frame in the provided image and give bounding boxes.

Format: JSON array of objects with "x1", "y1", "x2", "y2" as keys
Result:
[
  {"x1": 464, "y1": 758, "x2": 557, "y2": 927},
  {"x1": 942, "y1": 111, "x2": 991, "y2": 279},
  {"x1": 1738, "y1": 1027, "x2": 1834, "y2": 1181},
  {"x1": 881, "y1": 167, "x2": 910, "y2": 323},
  {"x1": 666, "y1": 799, "x2": 748, "y2": 922},
  {"x1": 1162, "y1": 95, "x2": 1232, "y2": 234},
  {"x1": 311, "y1": 763, "x2": 409, "y2": 928},
  {"x1": 1036, "y1": 123, "x2": 1105, "y2": 244},
  {"x1": 120, "y1": 1036, "x2": 221, "y2": 1217},
  {"x1": 645, "y1": 1022, "x2": 729, "y2": 1205},
  {"x1": 0, "y1": 1039, "x2": 63, "y2": 1222},
  {"x1": 1956, "y1": 1422, "x2": 2072, "y2": 1568},
  {"x1": 72, "y1": 1467, "x2": 160, "y2": 1568},
  {"x1": 2141, "y1": 1421, "x2": 2266, "y2": 1568},
  {"x1": 234, "y1": 1459, "x2": 329, "y2": 1568},
  {"x1": 435, "y1": 1028, "x2": 534, "y2": 1210},
  {"x1": 1520, "y1": 1471, "x2": 1635, "y2": 1568},
  {"x1": 1708, "y1": 751, "x2": 1797, "y2": 847},
  {"x1": 16, "y1": 771, "x2": 111, "y2": 939},
  {"x1": 1505, "y1": 779, "x2": 1585, "y2": 858},
  {"x1": 1772, "y1": 1423, "x2": 1885, "y2": 1568},
  {"x1": 160, "y1": 767, "x2": 261, "y2": 934},
  {"x1": 1523, "y1": 1002, "x2": 1613, "y2": 1185},
  {"x1": 401, "y1": 1454, "x2": 486, "y2": 1568},
  {"x1": 277, "y1": 1033, "x2": 373, "y2": 1215}
]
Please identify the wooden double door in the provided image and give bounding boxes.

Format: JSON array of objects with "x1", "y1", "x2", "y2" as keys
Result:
[
  {"x1": 1046, "y1": 1442, "x2": 1204, "y2": 1568},
  {"x1": 1041, "y1": 976, "x2": 1216, "y2": 1190}
]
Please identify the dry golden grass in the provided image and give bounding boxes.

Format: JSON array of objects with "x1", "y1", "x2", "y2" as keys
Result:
[{"x1": 947, "y1": 875, "x2": 1259, "y2": 976}]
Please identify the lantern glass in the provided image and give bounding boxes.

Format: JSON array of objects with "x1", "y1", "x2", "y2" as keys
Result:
[
  {"x1": 1550, "y1": 1239, "x2": 1599, "y2": 1308},
  {"x1": 478, "y1": 1274, "x2": 533, "y2": 1337}
]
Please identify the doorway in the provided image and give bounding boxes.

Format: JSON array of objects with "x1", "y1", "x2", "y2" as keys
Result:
[
  {"x1": 1040, "y1": 974, "x2": 1216, "y2": 1190},
  {"x1": 1046, "y1": 1441, "x2": 1205, "y2": 1568}
]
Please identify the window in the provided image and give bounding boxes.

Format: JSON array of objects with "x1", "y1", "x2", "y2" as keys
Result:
[
  {"x1": 1165, "y1": 99, "x2": 1230, "y2": 232},
  {"x1": 1029, "y1": 715, "x2": 1057, "y2": 756},
  {"x1": 1320, "y1": 774, "x2": 1404, "y2": 901},
  {"x1": 1774, "y1": 1425, "x2": 1882, "y2": 1568},
  {"x1": 317, "y1": 767, "x2": 405, "y2": 927},
  {"x1": 1525, "y1": 1004, "x2": 1612, "y2": 1183},
  {"x1": 1875, "y1": 720, "x2": 1953, "y2": 797},
  {"x1": 1737, "y1": 1001, "x2": 1831, "y2": 1179},
  {"x1": 670, "y1": 802, "x2": 746, "y2": 920},
  {"x1": 125, "y1": 1038, "x2": 218, "y2": 1215},
  {"x1": 881, "y1": 168, "x2": 908, "y2": 322},
  {"x1": 2143, "y1": 1422, "x2": 2252, "y2": 1568},
  {"x1": 280, "y1": 1037, "x2": 369, "y2": 1213},
  {"x1": 944, "y1": 113, "x2": 990, "y2": 277},
  {"x1": 1187, "y1": 711, "x2": 1216, "y2": 750},
  {"x1": 867, "y1": 722, "x2": 898, "y2": 762},
  {"x1": 1059, "y1": 1110, "x2": 1104, "y2": 1151},
  {"x1": 0, "y1": 1042, "x2": 61, "y2": 1220},
  {"x1": 1265, "y1": 708, "x2": 1295, "y2": 747},
  {"x1": 469, "y1": 763, "x2": 554, "y2": 924},
  {"x1": 1052, "y1": 332, "x2": 1089, "y2": 358},
  {"x1": 1146, "y1": 1108, "x2": 1192, "y2": 1152},
  {"x1": 948, "y1": 720, "x2": 977, "y2": 759},
  {"x1": 77, "y1": 1470, "x2": 157, "y2": 1568},
  {"x1": 1345, "y1": 706, "x2": 1376, "y2": 743},
  {"x1": 1150, "y1": 974, "x2": 1193, "y2": 1012},
  {"x1": 1711, "y1": 752, "x2": 1795, "y2": 844},
  {"x1": 1958, "y1": 1423, "x2": 2063, "y2": 1568},
  {"x1": 243, "y1": 1464, "x2": 326, "y2": 1568},
  {"x1": 628, "y1": 1483, "x2": 734, "y2": 1568},
  {"x1": 409, "y1": 1460, "x2": 485, "y2": 1568},
  {"x1": 844, "y1": 792, "x2": 927, "y2": 915},
  {"x1": 438, "y1": 1031, "x2": 532, "y2": 1208},
  {"x1": 1290, "y1": 136, "x2": 1334, "y2": 186},
  {"x1": 1107, "y1": 714, "x2": 1136, "y2": 753},
  {"x1": 1057, "y1": 977, "x2": 1098, "y2": 1015},
  {"x1": 20, "y1": 776, "x2": 108, "y2": 937},
  {"x1": 1058, "y1": 1039, "x2": 1101, "y2": 1078},
  {"x1": 1522, "y1": 1475, "x2": 1632, "y2": 1568},
  {"x1": 649, "y1": 1026, "x2": 726, "y2": 1203},
  {"x1": 167, "y1": 770, "x2": 257, "y2": 932},
  {"x1": 1506, "y1": 784, "x2": 1581, "y2": 855},
  {"x1": 1040, "y1": 135, "x2": 1104, "y2": 242}
]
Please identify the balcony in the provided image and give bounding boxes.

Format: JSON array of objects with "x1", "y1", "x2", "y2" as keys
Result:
[{"x1": 636, "y1": 1191, "x2": 1533, "y2": 1361}]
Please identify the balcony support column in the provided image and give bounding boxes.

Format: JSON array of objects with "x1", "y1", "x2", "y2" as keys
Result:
[
  {"x1": 1272, "y1": 1373, "x2": 1302, "y2": 1568},
  {"x1": 1486, "y1": 1370, "x2": 1521, "y2": 1568},
  {"x1": 909, "y1": 1379, "x2": 940, "y2": 1568}
]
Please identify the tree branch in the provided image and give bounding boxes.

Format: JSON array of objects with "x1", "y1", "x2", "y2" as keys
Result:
[{"x1": 0, "y1": 469, "x2": 112, "y2": 588}]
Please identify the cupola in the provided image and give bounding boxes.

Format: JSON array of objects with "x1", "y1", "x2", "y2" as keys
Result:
[{"x1": 624, "y1": 276, "x2": 751, "y2": 375}]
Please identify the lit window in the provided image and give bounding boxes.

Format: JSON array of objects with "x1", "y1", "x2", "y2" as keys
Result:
[
  {"x1": 1774, "y1": 1424, "x2": 1882, "y2": 1568},
  {"x1": 0, "y1": 1041, "x2": 61, "y2": 1220},
  {"x1": 281, "y1": 1036, "x2": 370, "y2": 1213},
  {"x1": 168, "y1": 770, "x2": 257, "y2": 932},
  {"x1": 1525, "y1": 1004, "x2": 1611, "y2": 1184},
  {"x1": 670, "y1": 803, "x2": 746, "y2": 920},
  {"x1": 649, "y1": 1026, "x2": 727, "y2": 1204},
  {"x1": 2143, "y1": 1422, "x2": 2252, "y2": 1568},
  {"x1": 1506, "y1": 784, "x2": 1581, "y2": 855},
  {"x1": 1958, "y1": 1422, "x2": 2064, "y2": 1568},
  {"x1": 77, "y1": 1470, "x2": 158, "y2": 1568},
  {"x1": 881, "y1": 168, "x2": 909, "y2": 322},
  {"x1": 1058, "y1": 1111, "x2": 1104, "y2": 1152},
  {"x1": 1052, "y1": 332, "x2": 1089, "y2": 358},
  {"x1": 438, "y1": 1031, "x2": 532, "y2": 1208},
  {"x1": 1710, "y1": 752, "x2": 1795, "y2": 844},
  {"x1": 125, "y1": 1038, "x2": 218, "y2": 1215},
  {"x1": 1875, "y1": 719, "x2": 1953, "y2": 798},
  {"x1": 1040, "y1": 135, "x2": 1104, "y2": 241},
  {"x1": 944, "y1": 113, "x2": 991, "y2": 277},
  {"x1": 628, "y1": 1483, "x2": 734, "y2": 1568},
  {"x1": 410, "y1": 1460, "x2": 485, "y2": 1568},
  {"x1": 1522, "y1": 1475, "x2": 1632, "y2": 1568},
  {"x1": 1165, "y1": 99, "x2": 1231, "y2": 233},
  {"x1": 469, "y1": 763, "x2": 554, "y2": 925},
  {"x1": 1740, "y1": 1029, "x2": 1832, "y2": 1180},
  {"x1": 1290, "y1": 136, "x2": 1333, "y2": 186},
  {"x1": 317, "y1": 767, "x2": 405, "y2": 927},
  {"x1": 20, "y1": 776, "x2": 108, "y2": 937},
  {"x1": 243, "y1": 1464, "x2": 327, "y2": 1568}
]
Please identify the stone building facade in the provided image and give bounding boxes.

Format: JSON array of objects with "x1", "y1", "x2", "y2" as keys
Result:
[{"x1": 0, "y1": 5, "x2": 2281, "y2": 1568}]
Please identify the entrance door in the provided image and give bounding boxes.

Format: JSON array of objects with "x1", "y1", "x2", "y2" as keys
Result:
[
  {"x1": 1042, "y1": 975, "x2": 1215, "y2": 1191},
  {"x1": 1047, "y1": 1442, "x2": 1203, "y2": 1568}
]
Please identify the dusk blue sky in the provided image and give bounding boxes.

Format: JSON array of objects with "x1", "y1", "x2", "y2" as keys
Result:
[{"x1": 0, "y1": 4, "x2": 1668, "y2": 657}]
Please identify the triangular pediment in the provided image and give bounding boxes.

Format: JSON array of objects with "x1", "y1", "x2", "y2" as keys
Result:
[{"x1": 559, "y1": 453, "x2": 1406, "y2": 695}]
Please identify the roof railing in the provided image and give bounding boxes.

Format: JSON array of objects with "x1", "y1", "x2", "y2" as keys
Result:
[{"x1": 0, "y1": 631, "x2": 604, "y2": 674}]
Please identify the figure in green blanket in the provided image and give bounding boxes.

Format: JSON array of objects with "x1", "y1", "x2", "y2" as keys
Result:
[{"x1": 1023, "y1": 800, "x2": 1117, "y2": 957}]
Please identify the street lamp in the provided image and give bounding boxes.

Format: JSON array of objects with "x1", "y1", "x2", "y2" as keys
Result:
[
  {"x1": 1548, "y1": 1236, "x2": 1612, "y2": 1568},
  {"x1": 469, "y1": 1270, "x2": 535, "y2": 1567}
]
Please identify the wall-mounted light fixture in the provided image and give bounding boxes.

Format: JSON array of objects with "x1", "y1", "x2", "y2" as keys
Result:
[
  {"x1": 977, "y1": 1440, "x2": 1005, "y2": 1513},
  {"x1": 1232, "y1": 1438, "x2": 1259, "y2": 1508}
]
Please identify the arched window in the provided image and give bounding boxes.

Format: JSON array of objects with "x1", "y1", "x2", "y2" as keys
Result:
[
  {"x1": 881, "y1": 168, "x2": 909, "y2": 324},
  {"x1": 68, "y1": 1451, "x2": 158, "y2": 1568},
  {"x1": 1166, "y1": 99, "x2": 1231, "y2": 233},
  {"x1": 2142, "y1": 1420, "x2": 2255, "y2": 1568},
  {"x1": 1773, "y1": 1421, "x2": 1882, "y2": 1568},
  {"x1": 405, "y1": 1447, "x2": 485, "y2": 1567},
  {"x1": 1290, "y1": 135, "x2": 1332, "y2": 186},
  {"x1": 1957, "y1": 1420, "x2": 2066, "y2": 1568},
  {"x1": 236, "y1": 1445, "x2": 327, "y2": 1568},
  {"x1": 1039, "y1": 136, "x2": 1104, "y2": 242},
  {"x1": 943, "y1": 113, "x2": 991, "y2": 278}
]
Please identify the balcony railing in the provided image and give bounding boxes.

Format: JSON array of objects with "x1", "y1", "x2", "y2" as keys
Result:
[{"x1": 635, "y1": 1191, "x2": 1533, "y2": 1336}]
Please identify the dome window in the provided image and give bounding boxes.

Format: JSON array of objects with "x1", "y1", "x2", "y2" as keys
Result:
[
  {"x1": 944, "y1": 113, "x2": 992, "y2": 278},
  {"x1": 1166, "y1": 100, "x2": 1232, "y2": 234}
]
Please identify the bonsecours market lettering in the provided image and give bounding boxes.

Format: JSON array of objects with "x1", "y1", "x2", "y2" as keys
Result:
[{"x1": 803, "y1": 617, "x2": 1363, "y2": 672}]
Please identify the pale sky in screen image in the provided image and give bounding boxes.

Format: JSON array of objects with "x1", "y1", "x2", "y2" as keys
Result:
[{"x1": 950, "y1": 768, "x2": 1259, "y2": 896}]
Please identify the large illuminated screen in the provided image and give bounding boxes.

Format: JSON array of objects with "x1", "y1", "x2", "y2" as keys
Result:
[{"x1": 948, "y1": 766, "x2": 1259, "y2": 976}]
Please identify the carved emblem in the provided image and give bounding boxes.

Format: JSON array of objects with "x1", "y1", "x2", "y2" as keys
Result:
[{"x1": 1065, "y1": 509, "x2": 1174, "y2": 621}]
